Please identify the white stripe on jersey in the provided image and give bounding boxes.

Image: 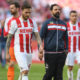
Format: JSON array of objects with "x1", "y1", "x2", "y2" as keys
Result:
[
  {"x1": 19, "y1": 17, "x2": 27, "y2": 53},
  {"x1": 69, "y1": 21, "x2": 80, "y2": 53},
  {"x1": 28, "y1": 19, "x2": 31, "y2": 54}
]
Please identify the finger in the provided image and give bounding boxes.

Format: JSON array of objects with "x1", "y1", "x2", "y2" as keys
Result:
[{"x1": 6, "y1": 58, "x2": 10, "y2": 63}]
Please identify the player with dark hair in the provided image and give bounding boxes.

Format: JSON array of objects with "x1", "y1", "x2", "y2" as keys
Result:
[
  {"x1": 40, "y1": 4, "x2": 68, "y2": 80},
  {"x1": 5, "y1": 1, "x2": 20, "y2": 80},
  {"x1": 66, "y1": 10, "x2": 80, "y2": 80},
  {"x1": 6, "y1": 1, "x2": 43, "y2": 80}
]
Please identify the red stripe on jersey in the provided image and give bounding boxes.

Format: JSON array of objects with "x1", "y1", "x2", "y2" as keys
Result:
[
  {"x1": 19, "y1": 34, "x2": 24, "y2": 52},
  {"x1": 73, "y1": 26, "x2": 76, "y2": 30},
  {"x1": 67, "y1": 22, "x2": 71, "y2": 52},
  {"x1": 4, "y1": 17, "x2": 15, "y2": 37},
  {"x1": 78, "y1": 22, "x2": 80, "y2": 51},
  {"x1": 73, "y1": 36, "x2": 76, "y2": 52},
  {"x1": 67, "y1": 22, "x2": 70, "y2": 31},
  {"x1": 26, "y1": 34, "x2": 29, "y2": 53},
  {"x1": 16, "y1": 18, "x2": 25, "y2": 52},
  {"x1": 78, "y1": 22, "x2": 80, "y2": 27},
  {"x1": 16, "y1": 18, "x2": 22, "y2": 28},
  {"x1": 23, "y1": 22, "x2": 28, "y2": 27},
  {"x1": 68, "y1": 36, "x2": 71, "y2": 52},
  {"x1": 78, "y1": 36, "x2": 80, "y2": 50},
  {"x1": 29, "y1": 18, "x2": 33, "y2": 27},
  {"x1": 30, "y1": 34, "x2": 33, "y2": 53},
  {"x1": 7, "y1": 18, "x2": 13, "y2": 30}
]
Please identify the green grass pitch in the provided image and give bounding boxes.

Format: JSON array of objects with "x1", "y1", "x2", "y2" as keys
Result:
[{"x1": 0, "y1": 64, "x2": 79, "y2": 80}]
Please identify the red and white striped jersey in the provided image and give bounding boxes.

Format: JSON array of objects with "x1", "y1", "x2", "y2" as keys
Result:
[
  {"x1": 9, "y1": 17, "x2": 38, "y2": 54},
  {"x1": 4, "y1": 16, "x2": 17, "y2": 47},
  {"x1": 67, "y1": 21, "x2": 80, "y2": 53}
]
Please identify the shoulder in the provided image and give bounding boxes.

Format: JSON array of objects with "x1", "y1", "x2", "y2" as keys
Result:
[
  {"x1": 10, "y1": 20, "x2": 17, "y2": 27},
  {"x1": 78, "y1": 22, "x2": 80, "y2": 25},
  {"x1": 60, "y1": 20, "x2": 66, "y2": 25},
  {"x1": 29, "y1": 18, "x2": 36, "y2": 25},
  {"x1": 66, "y1": 21, "x2": 70, "y2": 27},
  {"x1": 5, "y1": 16, "x2": 13, "y2": 23},
  {"x1": 59, "y1": 19, "x2": 67, "y2": 26},
  {"x1": 43, "y1": 18, "x2": 52, "y2": 25},
  {"x1": 12, "y1": 17, "x2": 21, "y2": 25}
]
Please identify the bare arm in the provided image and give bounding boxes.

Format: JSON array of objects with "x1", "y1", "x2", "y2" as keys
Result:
[
  {"x1": 34, "y1": 32, "x2": 43, "y2": 60},
  {"x1": 6, "y1": 33, "x2": 13, "y2": 54},
  {"x1": 34, "y1": 32, "x2": 42, "y2": 47}
]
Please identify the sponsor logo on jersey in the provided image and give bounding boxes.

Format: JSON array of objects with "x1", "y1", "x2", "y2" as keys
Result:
[{"x1": 19, "y1": 28, "x2": 33, "y2": 33}]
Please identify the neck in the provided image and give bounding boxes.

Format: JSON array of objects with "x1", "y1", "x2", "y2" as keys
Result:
[
  {"x1": 13, "y1": 13, "x2": 19, "y2": 18},
  {"x1": 52, "y1": 15, "x2": 59, "y2": 20},
  {"x1": 71, "y1": 21, "x2": 76, "y2": 25},
  {"x1": 21, "y1": 16, "x2": 28, "y2": 21}
]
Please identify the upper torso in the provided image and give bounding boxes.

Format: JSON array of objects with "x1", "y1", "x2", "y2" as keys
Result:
[
  {"x1": 9, "y1": 17, "x2": 38, "y2": 54},
  {"x1": 40, "y1": 17, "x2": 68, "y2": 52},
  {"x1": 67, "y1": 21, "x2": 80, "y2": 53}
]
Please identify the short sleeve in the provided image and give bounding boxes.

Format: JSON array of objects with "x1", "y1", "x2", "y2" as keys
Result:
[
  {"x1": 32, "y1": 20, "x2": 38, "y2": 32},
  {"x1": 9, "y1": 20, "x2": 17, "y2": 34}
]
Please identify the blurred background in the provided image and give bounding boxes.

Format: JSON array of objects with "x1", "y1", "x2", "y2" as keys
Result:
[
  {"x1": 0, "y1": 0, "x2": 80, "y2": 67},
  {"x1": 0, "y1": 0, "x2": 80, "y2": 80}
]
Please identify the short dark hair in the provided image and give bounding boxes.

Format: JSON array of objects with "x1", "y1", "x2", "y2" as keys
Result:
[
  {"x1": 10, "y1": 2, "x2": 20, "y2": 8},
  {"x1": 21, "y1": 1, "x2": 31, "y2": 10},
  {"x1": 50, "y1": 4, "x2": 59, "y2": 10},
  {"x1": 70, "y1": 10, "x2": 77, "y2": 15}
]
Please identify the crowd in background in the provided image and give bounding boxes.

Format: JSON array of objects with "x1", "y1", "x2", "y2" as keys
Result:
[{"x1": 0, "y1": 0, "x2": 80, "y2": 67}]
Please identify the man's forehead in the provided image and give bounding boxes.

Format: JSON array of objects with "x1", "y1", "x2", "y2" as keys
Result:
[
  {"x1": 70, "y1": 13, "x2": 77, "y2": 16},
  {"x1": 10, "y1": 4, "x2": 15, "y2": 7}
]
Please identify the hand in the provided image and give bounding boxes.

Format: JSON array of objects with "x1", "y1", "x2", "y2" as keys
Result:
[
  {"x1": 64, "y1": 50, "x2": 68, "y2": 55},
  {"x1": 38, "y1": 45, "x2": 43, "y2": 60},
  {"x1": 8, "y1": 61, "x2": 15, "y2": 67},
  {"x1": 38, "y1": 52, "x2": 43, "y2": 61},
  {"x1": 6, "y1": 53, "x2": 10, "y2": 63},
  {"x1": 39, "y1": 45, "x2": 43, "y2": 53}
]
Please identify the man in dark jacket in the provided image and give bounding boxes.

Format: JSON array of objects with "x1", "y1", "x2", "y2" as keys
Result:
[{"x1": 40, "y1": 4, "x2": 68, "y2": 80}]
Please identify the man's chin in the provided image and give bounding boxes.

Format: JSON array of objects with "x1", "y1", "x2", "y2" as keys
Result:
[{"x1": 24, "y1": 17, "x2": 29, "y2": 20}]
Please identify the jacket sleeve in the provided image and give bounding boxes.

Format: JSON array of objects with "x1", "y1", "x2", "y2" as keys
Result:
[
  {"x1": 64, "y1": 24, "x2": 68, "y2": 51},
  {"x1": 40, "y1": 22, "x2": 47, "y2": 40}
]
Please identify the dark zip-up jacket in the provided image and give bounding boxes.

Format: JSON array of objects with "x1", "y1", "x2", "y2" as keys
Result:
[{"x1": 40, "y1": 17, "x2": 68, "y2": 52}]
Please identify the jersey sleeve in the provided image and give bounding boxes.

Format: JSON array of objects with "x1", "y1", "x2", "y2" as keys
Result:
[
  {"x1": 9, "y1": 20, "x2": 17, "y2": 34},
  {"x1": 32, "y1": 20, "x2": 38, "y2": 32}
]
